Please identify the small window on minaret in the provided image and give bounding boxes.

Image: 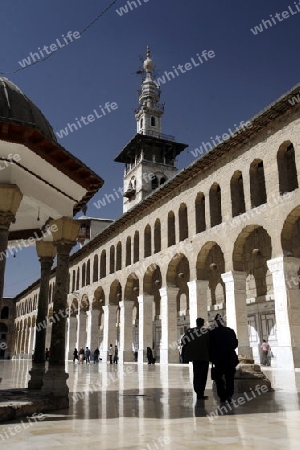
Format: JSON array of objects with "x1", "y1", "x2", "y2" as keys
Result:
[
  {"x1": 152, "y1": 176, "x2": 158, "y2": 190},
  {"x1": 151, "y1": 116, "x2": 156, "y2": 127},
  {"x1": 140, "y1": 119, "x2": 143, "y2": 129}
]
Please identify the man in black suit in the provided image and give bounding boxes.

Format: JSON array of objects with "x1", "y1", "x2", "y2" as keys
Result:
[
  {"x1": 181, "y1": 317, "x2": 210, "y2": 400},
  {"x1": 209, "y1": 314, "x2": 239, "y2": 403}
]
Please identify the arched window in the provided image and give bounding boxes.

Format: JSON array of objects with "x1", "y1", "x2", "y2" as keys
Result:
[
  {"x1": 100, "y1": 250, "x2": 106, "y2": 278},
  {"x1": 126, "y1": 237, "x2": 131, "y2": 266},
  {"x1": 151, "y1": 175, "x2": 159, "y2": 190},
  {"x1": 154, "y1": 219, "x2": 161, "y2": 253},
  {"x1": 209, "y1": 183, "x2": 222, "y2": 227},
  {"x1": 116, "y1": 242, "x2": 122, "y2": 271},
  {"x1": 144, "y1": 225, "x2": 151, "y2": 257},
  {"x1": 277, "y1": 142, "x2": 298, "y2": 194},
  {"x1": 133, "y1": 231, "x2": 139, "y2": 263},
  {"x1": 93, "y1": 255, "x2": 99, "y2": 283},
  {"x1": 72, "y1": 270, "x2": 76, "y2": 291},
  {"x1": 86, "y1": 260, "x2": 91, "y2": 285},
  {"x1": 110, "y1": 246, "x2": 115, "y2": 274},
  {"x1": 151, "y1": 116, "x2": 156, "y2": 126},
  {"x1": 250, "y1": 159, "x2": 267, "y2": 207},
  {"x1": 81, "y1": 263, "x2": 86, "y2": 288},
  {"x1": 1, "y1": 306, "x2": 9, "y2": 319},
  {"x1": 179, "y1": 203, "x2": 188, "y2": 241},
  {"x1": 230, "y1": 171, "x2": 246, "y2": 217},
  {"x1": 76, "y1": 268, "x2": 80, "y2": 290},
  {"x1": 195, "y1": 192, "x2": 206, "y2": 233},
  {"x1": 160, "y1": 176, "x2": 167, "y2": 185},
  {"x1": 168, "y1": 211, "x2": 176, "y2": 246},
  {"x1": 140, "y1": 118, "x2": 143, "y2": 129}
]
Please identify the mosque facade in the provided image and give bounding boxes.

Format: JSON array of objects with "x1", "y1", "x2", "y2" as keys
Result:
[{"x1": 8, "y1": 49, "x2": 300, "y2": 369}]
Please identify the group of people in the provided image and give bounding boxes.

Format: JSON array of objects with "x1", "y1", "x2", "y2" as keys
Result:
[
  {"x1": 73, "y1": 347, "x2": 101, "y2": 364},
  {"x1": 181, "y1": 314, "x2": 239, "y2": 403},
  {"x1": 108, "y1": 344, "x2": 119, "y2": 364}
]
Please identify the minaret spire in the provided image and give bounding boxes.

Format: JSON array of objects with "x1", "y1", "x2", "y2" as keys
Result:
[{"x1": 135, "y1": 47, "x2": 163, "y2": 137}]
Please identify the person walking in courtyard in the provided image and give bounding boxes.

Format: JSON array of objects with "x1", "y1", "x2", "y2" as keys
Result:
[
  {"x1": 181, "y1": 317, "x2": 210, "y2": 400},
  {"x1": 85, "y1": 346, "x2": 91, "y2": 364},
  {"x1": 93, "y1": 347, "x2": 100, "y2": 363},
  {"x1": 146, "y1": 347, "x2": 155, "y2": 364},
  {"x1": 261, "y1": 339, "x2": 271, "y2": 366},
  {"x1": 113, "y1": 345, "x2": 119, "y2": 364},
  {"x1": 209, "y1": 314, "x2": 239, "y2": 403},
  {"x1": 79, "y1": 347, "x2": 85, "y2": 364},
  {"x1": 73, "y1": 348, "x2": 78, "y2": 363},
  {"x1": 108, "y1": 344, "x2": 113, "y2": 364}
]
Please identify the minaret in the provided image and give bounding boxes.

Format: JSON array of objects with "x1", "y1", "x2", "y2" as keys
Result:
[
  {"x1": 114, "y1": 47, "x2": 188, "y2": 213},
  {"x1": 135, "y1": 46, "x2": 164, "y2": 137}
]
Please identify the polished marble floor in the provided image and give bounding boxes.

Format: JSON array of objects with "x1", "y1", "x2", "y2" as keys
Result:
[{"x1": 0, "y1": 360, "x2": 300, "y2": 449}]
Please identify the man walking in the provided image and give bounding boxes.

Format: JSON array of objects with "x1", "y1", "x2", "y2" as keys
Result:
[
  {"x1": 181, "y1": 317, "x2": 210, "y2": 400},
  {"x1": 85, "y1": 346, "x2": 91, "y2": 364},
  {"x1": 209, "y1": 314, "x2": 239, "y2": 403}
]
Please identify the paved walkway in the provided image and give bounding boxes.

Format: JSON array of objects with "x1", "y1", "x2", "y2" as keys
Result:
[{"x1": 0, "y1": 360, "x2": 300, "y2": 449}]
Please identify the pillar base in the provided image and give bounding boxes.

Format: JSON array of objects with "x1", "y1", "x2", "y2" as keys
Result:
[
  {"x1": 41, "y1": 367, "x2": 69, "y2": 397},
  {"x1": 273, "y1": 346, "x2": 297, "y2": 369},
  {"x1": 138, "y1": 349, "x2": 145, "y2": 364},
  {"x1": 160, "y1": 348, "x2": 178, "y2": 364},
  {"x1": 119, "y1": 350, "x2": 134, "y2": 363},
  {"x1": 28, "y1": 363, "x2": 45, "y2": 390}
]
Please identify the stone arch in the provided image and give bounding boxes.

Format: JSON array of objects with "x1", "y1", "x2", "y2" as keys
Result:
[
  {"x1": 233, "y1": 225, "x2": 272, "y2": 299},
  {"x1": 124, "y1": 273, "x2": 139, "y2": 302},
  {"x1": 250, "y1": 159, "x2": 267, "y2": 208},
  {"x1": 277, "y1": 141, "x2": 298, "y2": 194},
  {"x1": 281, "y1": 206, "x2": 300, "y2": 257},
  {"x1": 178, "y1": 203, "x2": 188, "y2": 241},
  {"x1": 143, "y1": 264, "x2": 162, "y2": 317},
  {"x1": 166, "y1": 253, "x2": 190, "y2": 287},
  {"x1": 109, "y1": 280, "x2": 122, "y2": 305},
  {"x1": 69, "y1": 298, "x2": 79, "y2": 317},
  {"x1": 230, "y1": 170, "x2": 246, "y2": 217},
  {"x1": 195, "y1": 192, "x2": 206, "y2": 234},
  {"x1": 154, "y1": 218, "x2": 161, "y2": 253},
  {"x1": 196, "y1": 242, "x2": 225, "y2": 306},
  {"x1": 80, "y1": 295, "x2": 90, "y2": 312},
  {"x1": 209, "y1": 183, "x2": 222, "y2": 227},
  {"x1": 93, "y1": 286, "x2": 105, "y2": 310},
  {"x1": 168, "y1": 211, "x2": 176, "y2": 246}
]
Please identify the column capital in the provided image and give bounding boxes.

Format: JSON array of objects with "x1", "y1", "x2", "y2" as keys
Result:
[
  {"x1": 159, "y1": 286, "x2": 179, "y2": 297},
  {"x1": 267, "y1": 256, "x2": 300, "y2": 274},
  {"x1": 119, "y1": 300, "x2": 134, "y2": 309},
  {"x1": 137, "y1": 293, "x2": 153, "y2": 304},
  {"x1": 0, "y1": 184, "x2": 23, "y2": 224},
  {"x1": 187, "y1": 279, "x2": 209, "y2": 288},
  {"x1": 221, "y1": 270, "x2": 247, "y2": 284},
  {"x1": 36, "y1": 241, "x2": 56, "y2": 259},
  {"x1": 0, "y1": 211, "x2": 16, "y2": 229}
]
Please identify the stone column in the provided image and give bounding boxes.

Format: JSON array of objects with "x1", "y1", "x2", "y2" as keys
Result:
[
  {"x1": 102, "y1": 304, "x2": 118, "y2": 362},
  {"x1": 159, "y1": 286, "x2": 179, "y2": 364},
  {"x1": 67, "y1": 316, "x2": 78, "y2": 360},
  {"x1": 89, "y1": 309, "x2": 100, "y2": 356},
  {"x1": 41, "y1": 217, "x2": 79, "y2": 399},
  {"x1": 119, "y1": 300, "x2": 133, "y2": 363},
  {"x1": 221, "y1": 271, "x2": 252, "y2": 358},
  {"x1": 28, "y1": 241, "x2": 55, "y2": 389},
  {"x1": 0, "y1": 185, "x2": 23, "y2": 311},
  {"x1": 267, "y1": 257, "x2": 300, "y2": 368},
  {"x1": 137, "y1": 294, "x2": 154, "y2": 363},
  {"x1": 187, "y1": 279, "x2": 209, "y2": 327},
  {"x1": 77, "y1": 310, "x2": 87, "y2": 349}
]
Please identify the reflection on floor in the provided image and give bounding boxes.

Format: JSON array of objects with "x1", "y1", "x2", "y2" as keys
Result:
[{"x1": 0, "y1": 360, "x2": 300, "y2": 449}]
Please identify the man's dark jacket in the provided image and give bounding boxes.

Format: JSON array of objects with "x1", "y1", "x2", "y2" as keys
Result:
[
  {"x1": 181, "y1": 327, "x2": 210, "y2": 362},
  {"x1": 209, "y1": 325, "x2": 239, "y2": 366}
]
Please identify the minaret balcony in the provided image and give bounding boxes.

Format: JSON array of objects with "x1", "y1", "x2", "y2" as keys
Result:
[{"x1": 123, "y1": 187, "x2": 136, "y2": 198}]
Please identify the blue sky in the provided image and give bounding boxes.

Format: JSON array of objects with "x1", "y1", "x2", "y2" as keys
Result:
[{"x1": 1, "y1": 0, "x2": 300, "y2": 296}]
